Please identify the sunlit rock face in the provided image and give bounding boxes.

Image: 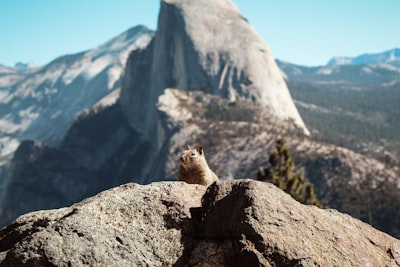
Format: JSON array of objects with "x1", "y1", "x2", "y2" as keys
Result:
[{"x1": 119, "y1": 0, "x2": 309, "y2": 140}]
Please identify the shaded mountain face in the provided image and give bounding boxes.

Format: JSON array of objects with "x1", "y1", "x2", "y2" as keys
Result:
[
  {"x1": 0, "y1": 105, "x2": 149, "y2": 225},
  {"x1": 327, "y1": 48, "x2": 400, "y2": 66},
  {"x1": 277, "y1": 60, "x2": 400, "y2": 164},
  {"x1": 0, "y1": 25, "x2": 154, "y2": 156}
]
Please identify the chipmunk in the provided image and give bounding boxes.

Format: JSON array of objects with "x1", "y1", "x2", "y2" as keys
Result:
[{"x1": 178, "y1": 146, "x2": 219, "y2": 186}]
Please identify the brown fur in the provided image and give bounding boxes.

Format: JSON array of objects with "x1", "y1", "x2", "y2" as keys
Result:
[{"x1": 178, "y1": 146, "x2": 219, "y2": 186}]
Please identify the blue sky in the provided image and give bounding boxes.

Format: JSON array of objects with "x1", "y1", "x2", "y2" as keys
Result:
[{"x1": 0, "y1": 0, "x2": 399, "y2": 67}]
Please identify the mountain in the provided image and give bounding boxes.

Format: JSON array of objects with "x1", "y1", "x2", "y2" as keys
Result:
[
  {"x1": 2, "y1": 180, "x2": 399, "y2": 266},
  {"x1": 0, "y1": 25, "x2": 154, "y2": 228},
  {"x1": 277, "y1": 59, "x2": 400, "y2": 164},
  {"x1": 327, "y1": 48, "x2": 400, "y2": 65},
  {"x1": 14, "y1": 61, "x2": 37, "y2": 71},
  {"x1": 0, "y1": 64, "x2": 37, "y2": 90},
  {"x1": 1, "y1": 0, "x2": 400, "y2": 242},
  {"x1": 119, "y1": 0, "x2": 309, "y2": 138},
  {"x1": 0, "y1": 25, "x2": 154, "y2": 157},
  {"x1": 0, "y1": 0, "x2": 308, "y2": 228},
  {"x1": 278, "y1": 58, "x2": 400, "y2": 86}
]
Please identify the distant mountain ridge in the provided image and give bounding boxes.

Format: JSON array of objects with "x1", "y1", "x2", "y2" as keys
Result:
[
  {"x1": 0, "y1": 64, "x2": 38, "y2": 89},
  {"x1": 327, "y1": 48, "x2": 400, "y2": 65},
  {"x1": 0, "y1": 25, "x2": 153, "y2": 156},
  {"x1": 277, "y1": 57, "x2": 400, "y2": 164},
  {"x1": 277, "y1": 58, "x2": 400, "y2": 86}
]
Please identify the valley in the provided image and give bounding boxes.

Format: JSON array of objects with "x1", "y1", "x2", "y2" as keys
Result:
[{"x1": 278, "y1": 60, "x2": 400, "y2": 164}]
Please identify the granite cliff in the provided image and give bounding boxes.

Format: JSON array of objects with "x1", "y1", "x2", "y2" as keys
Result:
[{"x1": 119, "y1": 0, "x2": 309, "y2": 144}]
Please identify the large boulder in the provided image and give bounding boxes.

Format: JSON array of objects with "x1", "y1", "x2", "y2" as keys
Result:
[{"x1": 1, "y1": 180, "x2": 399, "y2": 266}]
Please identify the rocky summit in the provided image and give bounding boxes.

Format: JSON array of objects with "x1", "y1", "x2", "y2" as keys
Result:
[
  {"x1": 119, "y1": 0, "x2": 309, "y2": 140},
  {"x1": 1, "y1": 180, "x2": 399, "y2": 266}
]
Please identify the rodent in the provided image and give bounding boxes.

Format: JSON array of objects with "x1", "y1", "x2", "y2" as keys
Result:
[{"x1": 178, "y1": 146, "x2": 219, "y2": 186}]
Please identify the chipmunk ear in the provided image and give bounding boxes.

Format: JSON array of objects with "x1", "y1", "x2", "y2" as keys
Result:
[
  {"x1": 187, "y1": 145, "x2": 192, "y2": 150},
  {"x1": 197, "y1": 146, "x2": 204, "y2": 155}
]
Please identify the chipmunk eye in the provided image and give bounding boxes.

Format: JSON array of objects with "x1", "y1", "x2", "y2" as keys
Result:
[{"x1": 190, "y1": 152, "x2": 196, "y2": 157}]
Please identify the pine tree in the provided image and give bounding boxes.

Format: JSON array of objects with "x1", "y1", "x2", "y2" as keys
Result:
[{"x1": 257, "y1": 137, "x2": 322, "y2": 208}]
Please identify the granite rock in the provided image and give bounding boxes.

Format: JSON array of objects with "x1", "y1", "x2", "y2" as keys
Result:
[{"x1": 1, "y1": 180, "x2": 399, "y2": 266}]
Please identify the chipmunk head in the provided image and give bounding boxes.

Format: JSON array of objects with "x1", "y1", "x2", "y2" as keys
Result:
[{"x1": 180, "y1": 146, "x2": 205, "y2": 167}]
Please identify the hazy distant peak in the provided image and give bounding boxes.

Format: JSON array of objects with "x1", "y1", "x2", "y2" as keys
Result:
[
  {"x1": 326, "y1": 57, "x2": 353, "y2": 66},
  {"x1": 14, "y1": 61, "x2": 36, "y2": 69},
  {"x1": 327, "y1": 48, "x2": 400, "y2": 66}
]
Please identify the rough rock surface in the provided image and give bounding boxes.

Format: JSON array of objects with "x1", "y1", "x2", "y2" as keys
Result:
[{"x1": 1, "y1": 180, "x2": 399, "y2": 266}]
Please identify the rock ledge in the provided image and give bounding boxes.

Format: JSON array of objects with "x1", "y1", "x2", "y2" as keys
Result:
[{"x1": 1, "y1": 180, "x2": 399, "y2": 266}]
